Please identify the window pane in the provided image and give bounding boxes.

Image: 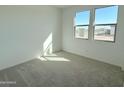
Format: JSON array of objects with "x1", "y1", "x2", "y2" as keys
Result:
[
  {"x1": 94, "y1": 25, "x2": 116, "y2": 41},
  {"x1": 75, "y1": 11, "x2": 90, "y2": 25},
  {"x1": 75, "y1": 26, "x2": 88, "y2": 39},
  {"x1": 95, "y1": 6, "x2": 118, "y2": 24}
]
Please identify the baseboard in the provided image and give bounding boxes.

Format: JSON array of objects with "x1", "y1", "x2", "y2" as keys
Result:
[
  {"x1": 53, "y1": 49, "x2": 63, "y2": 53},
  {"x1": 121, "y1": 67, "x2": 124, "y2": 71},
  {"x1": 62, "y1": 49, "x2": 122, "y2": 70},
  {"x1": 0, "y1": 57, "x2": 35, "y2": 71}
]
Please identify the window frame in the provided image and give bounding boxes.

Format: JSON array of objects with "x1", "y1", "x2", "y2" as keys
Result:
[
  {"x1": 74, "y1": 10, "x2": 91, "y2": 40},
  {"x1": 93, "y1": 5, "x2": 119, "y2": 43}
]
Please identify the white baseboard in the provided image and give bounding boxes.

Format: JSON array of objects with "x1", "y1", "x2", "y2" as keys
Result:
[
  {"x1": 0, "y1": 57, "x2": 35, "y2": 71},
  {"x1": 121, "y1": 67, "x2": 124, "y2": 71}
]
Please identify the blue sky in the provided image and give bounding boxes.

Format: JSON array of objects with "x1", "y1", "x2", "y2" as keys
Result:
[
  {"x1": 75, "y1": 6, "x2": 118, "y2": 25},
  {"x1": 75, "y1": 11, "x2": 90, "y2": 25}
]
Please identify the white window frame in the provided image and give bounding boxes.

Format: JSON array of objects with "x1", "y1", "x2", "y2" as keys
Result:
[
  {"x1": 74, "y1": 10, "x2": 91, "y2": 40},
  {"x1": 93, "y1": 5, "x2": 119, "y2": 42}
]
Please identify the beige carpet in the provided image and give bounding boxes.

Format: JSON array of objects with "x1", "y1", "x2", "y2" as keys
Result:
[{"x1": 0, "y1": 51, "x2": 123, "y2": 87}]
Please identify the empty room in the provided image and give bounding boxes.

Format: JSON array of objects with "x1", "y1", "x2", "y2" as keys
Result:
[{"x1": 0, "y1": 5, "x2": 124, "y2": 87}]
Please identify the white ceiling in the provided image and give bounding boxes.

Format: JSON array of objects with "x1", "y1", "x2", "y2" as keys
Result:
[{"x1": 54, "y1": 5, "x2": 73, "y2": 8}]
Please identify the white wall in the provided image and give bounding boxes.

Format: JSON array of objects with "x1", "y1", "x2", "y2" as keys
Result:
[
  {"x1": 0, "y1": 6, "x2": 62, "y2": 70},
  {"x1": 0, "y1": 5, "x2": 124, "y2": 71},
  {"x1": 62, "y1": 5, "x2": 124, "y2": 70}
]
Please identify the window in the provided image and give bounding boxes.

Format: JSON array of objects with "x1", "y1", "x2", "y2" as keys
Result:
[
  {"x1": 94, "y1": 6, "x2": 118, "y2": 42},
  {"x1": 74, "y1": 11, "x2": 90, "y2": 39}
]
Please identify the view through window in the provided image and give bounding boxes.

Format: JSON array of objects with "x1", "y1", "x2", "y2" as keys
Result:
[
  {"x1": 94, "y1": 6, "x2": 118, "y2": 42},
  {"x1": 75, "y1": 11, "x2": 90, "y2": 39}
]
